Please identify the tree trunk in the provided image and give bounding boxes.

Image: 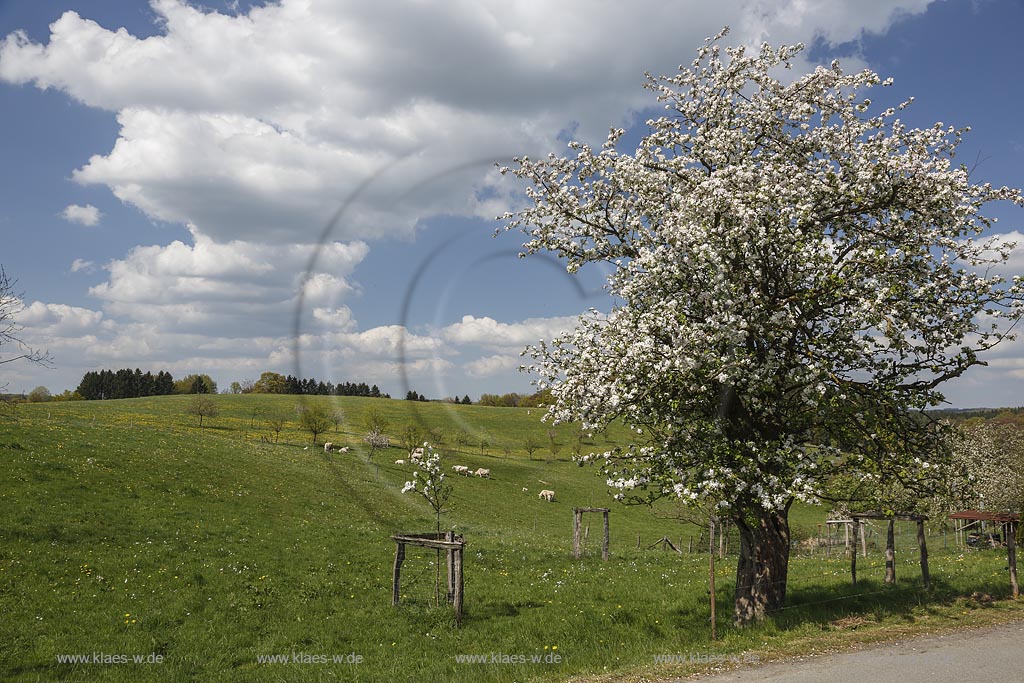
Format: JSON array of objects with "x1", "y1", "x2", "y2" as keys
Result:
[{"x1": 733, "y1": 508, "x2": 790, "y2": 625}]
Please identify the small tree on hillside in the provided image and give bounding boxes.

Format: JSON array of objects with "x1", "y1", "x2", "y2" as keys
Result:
[
  {"x1": 266, "y1": 415, "x2": 286, "y2": 443},
  {"x1": 363, "y1": 406, "x2": 389, "y2": 435},
  {"x1": 185, "y1": 396, "x2": 218, "y2": 433},
  {"x1": 298, "y1": 403, "x2": 333, "y2": 445},
  {"x1": 503, "y1": 30, "x2": 1024, "y2": 624},
  {"x1": 27, "y1": 386, "x2": 51, "y2": 403},
  {"x1": 401, "y1": 443, "x2": 452, "y2": 534},
  {"x1": 546, "y1": 429, "x2": 561, "y2": 462},
  {"x1": 523, "y1": 434, "x2": 541, "y2": 460},
  {"x1": 400, "y1": 424, "x2": 425, "y2": 453},
  {"x1": 363, "y1": 429, "x2": 390, "y2": 465},
  {"x1": 453, "y1": 429, "x2": 471, "y2": 451},
  {"x1": 400, "y1": 443, "x2": 453, "y2": 605}
]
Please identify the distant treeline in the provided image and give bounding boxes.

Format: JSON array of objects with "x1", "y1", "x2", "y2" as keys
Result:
[
  {"x1": 238, "y1": 371, "x2": 388, "y2": 398},
  {"x1": 75, "y1": 368, "x2": 217, "y2": 400},
  {"x1": 477, "y1": 389, "x2": 551, "y2": 408},
  {"x1": 929, "y1": 406, "x2": 1024, "y2": 426}
]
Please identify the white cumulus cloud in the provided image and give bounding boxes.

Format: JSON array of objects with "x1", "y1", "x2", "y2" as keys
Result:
[
  {"x1": 60, "y1": 203, "x2": 101, "y2": 226},
  {"x1": 2, "y1": 0, "x2": 936, "y2": 244},
  {"x1": 442, "y1": 314, "x2": 581, "y2": 349}
]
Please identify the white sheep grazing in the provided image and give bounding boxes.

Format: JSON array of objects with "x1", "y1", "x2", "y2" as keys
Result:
[
  {"x1": 394, "y1": 459, "x2": 406, "y2": 465},
  {"x1": 538, "y1": 489, "x2": 556, "y2": 502},
  {"x1": 339, "y1": 446, "x2": 350, "y2": 453},
  {"x1": 474, "y1": 468, "x2": 490, "y2": 478},
  {"x1": 324, "y1": 442, "x2": 334, "y2": 452},
  {"x1": 452, "y1": 465, "x2": 470, "y2": 475}
]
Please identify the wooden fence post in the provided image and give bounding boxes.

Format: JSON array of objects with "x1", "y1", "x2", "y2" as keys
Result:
[
  {"x1": 917, "y1": 519, "x2": 930, "y2": 590},
  {"x1": 446, "y1": 531, "x2": 456, "y2": 603},
  {"x1": 392, "y1": 542, "x2": 405, "y2": 606},
  {"x1": 602, "y1": 510, "x2": 610, "y2": 561},
  {"x1": 453, "y1": 545, "x2": 464, "y2": 626},
  {"x1": 1009, "y1": 521, "x2": 1019, "y2": 599},
  {"x1": 850, "y1": 520, "x2": 858, "y2": 586},
  {"x1": 885, "y1": 519, "x2": 896, "y2": 585},
  {"x1": 709, "y1": 518, "x2": 716, "y2": 641},
  {"x1": 572, "y1": 509, "x2": 582, "y2": 559}
]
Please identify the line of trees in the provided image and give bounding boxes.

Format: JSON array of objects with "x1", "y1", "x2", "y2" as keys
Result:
[
  {"x1": 76, "y1": 369, "x2": 218, "y2": 400},
  {"x1": 76, "y1": 368, "x2": 176, "y2": 400},
  {"x1": 478, "y1": 389, "x2": 551, "y2": 408},
  {"x1": 239, "y1": 371, "x2": 387, "y2": 398}
]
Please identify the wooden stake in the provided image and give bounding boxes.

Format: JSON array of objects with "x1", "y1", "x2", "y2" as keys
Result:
[
  {"x1": 572, "y1": 509, "x2": 582, "y2": 559},
  {"x1": 885, "y1": 519, "x2": 896, "y2": 585},
  {"x1": 917, "y1": 519, "x2": 930, "y2": 590},
  {"x1": 392, "y1": 542, "x2": 405, "y2": 606},
  {"x1": 453, "y1": 546, "x2": 464, "y2": 626},
  {"x1": 1009, "y1": 521, "x2": 1019, "y2": 599},
  {"x1": 446, "y1": 531, "x2": 456, "y2": 603},
  {"x1": 850, "y1": 520, "x2": 858, "y2": 585},
  {"x1": 601, "y1": 510, "x2": 610, "y2": 561},
  {"x1": 709, "y1": 518, "x2": 716, "y2": 641}
]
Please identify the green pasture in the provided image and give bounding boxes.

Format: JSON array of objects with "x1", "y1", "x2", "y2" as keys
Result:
[{"x1": 0, "y1": 395, "x2": 1019, "y2": 682}]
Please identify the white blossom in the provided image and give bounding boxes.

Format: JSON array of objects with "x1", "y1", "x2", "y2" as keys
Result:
[{"x1": 502, "y1": 32, "x2": 1024, "y2": 517}]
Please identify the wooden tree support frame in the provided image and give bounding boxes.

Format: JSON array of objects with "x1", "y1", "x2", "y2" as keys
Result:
[
  {"x1": 572, "y1": 507, "x2": 610, "y2": 560},
  {"x1": 391, "y1": 532, "x2": 466, "y2": 625},
  {"x1": 848, "y1": 512, "x2": 930, "y2": 589},
  {"x1": 825, "y1": 518, "x2": 868, "y2": 557}
]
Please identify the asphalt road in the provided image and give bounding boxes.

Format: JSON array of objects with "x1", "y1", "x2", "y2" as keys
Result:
[{"x1": 686, "y1": 621, "x2": 1024, "y2": 683}]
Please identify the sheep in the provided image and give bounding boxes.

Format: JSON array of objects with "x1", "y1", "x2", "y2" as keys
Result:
[
  {"x1": 411, "y1": 447, "x2": 425, "y2": 460},
  {"x1": 474, "y1": 468, "x2": 490, "y2": 478},
  {"x1": 324, "y1": 442, "x2": 334, "y2": 452},
  {"x1": 538, "y1": 489, "x2": 556, "y2": 502},
  {"x1": 452, "y1": 465, "x2": 470, "y2": 475},
  {"x1": 394, "y1": 459, "x2": 406, "y2": 465},
  {"x1": 339, "y1": 446, "x2": 350, "y2": 453},
  {"x1": 522, "y1": 487, "x2": 529, "y2": 493}
]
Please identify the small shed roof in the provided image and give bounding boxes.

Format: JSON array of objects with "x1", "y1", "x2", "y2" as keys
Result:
[{"x1": 949, "y1": 510, "x2": 1019, "y2": 522}]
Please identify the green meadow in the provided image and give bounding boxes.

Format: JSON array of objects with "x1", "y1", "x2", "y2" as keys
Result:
[{"x1": 1, "y1": 395, "x2": 1021, "y2": 682}]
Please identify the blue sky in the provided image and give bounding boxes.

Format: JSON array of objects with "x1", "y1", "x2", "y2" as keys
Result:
[{"x1": 1, "y1": 0, "x2": 1023, "y2": 407}]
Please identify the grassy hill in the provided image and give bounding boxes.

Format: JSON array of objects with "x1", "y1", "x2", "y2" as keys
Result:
[{"x1": 1, "y1": 395, "x2": 1018, "y2": 682}]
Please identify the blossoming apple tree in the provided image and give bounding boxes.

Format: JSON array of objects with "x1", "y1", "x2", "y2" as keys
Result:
[{"x1": 501, "y1": 30, "x2": 1024, "y2": 624}]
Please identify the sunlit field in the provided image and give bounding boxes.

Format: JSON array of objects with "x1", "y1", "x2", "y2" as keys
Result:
[{"x1": 1, "y1": 396, "x2": 1019, "y2": 682}]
